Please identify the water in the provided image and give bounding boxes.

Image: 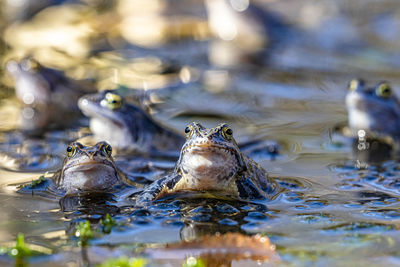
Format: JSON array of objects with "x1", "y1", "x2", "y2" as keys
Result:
[{"x1": 2, "y1": 0, "x2": 400, "y2": 266}]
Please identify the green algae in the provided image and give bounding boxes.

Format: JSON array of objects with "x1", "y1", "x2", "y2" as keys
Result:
[{"x1": 97, "y1": 256, "x2": 146, "y2": 267}]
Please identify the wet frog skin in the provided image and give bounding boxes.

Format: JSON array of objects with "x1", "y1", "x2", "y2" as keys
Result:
[
  {"x1": 78, "y1": 90, "x2": 185, "y2": 153},
  {"x1": 135, "y1": 122, "x2": 277, "y2": 205},
  {"x1": 346, "y1": 79, "x2": 400, "y2": 140},
  {"x1": 19, "y1": 141, "x2": 130, "y2": 195},
  {"x1": 57, "y1": 141, "x2": 126, "y2": 193}
]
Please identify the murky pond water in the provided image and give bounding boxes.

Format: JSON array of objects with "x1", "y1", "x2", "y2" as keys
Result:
[{"x1": 2, "y1": 0, "x2": 400, "y2": 266}]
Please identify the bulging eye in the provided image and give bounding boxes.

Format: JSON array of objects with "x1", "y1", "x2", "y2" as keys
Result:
[
  {"x1": 104, "y1": 93, "x2": 122, "y2": 110},
  {"x1": 376, "y1": 83, "x2": 392, "y2": 98},
  {"x1": 103, "y1": 144, "x2": 112, "y2": 156},
  {"x1": 184, "y1": 125, "x2": 193, "y2": 138},
  {"x1": 348, "y1": 79, "x2": 361, "y2": 91},
  {"x1": 66, "y1": 145, "x2": 76, "y2": 157},
  {"x1": 222, "y1": 126, "x2": 233, "y2": 140}
]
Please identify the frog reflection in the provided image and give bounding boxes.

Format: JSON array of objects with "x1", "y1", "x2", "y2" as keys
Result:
[{"x1": 144, "y1": 198, "x2": 279, "y2": 265}]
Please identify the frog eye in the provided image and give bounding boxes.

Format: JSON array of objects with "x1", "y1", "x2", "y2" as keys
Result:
[
  {"x1": 184, "y1": 125, "x2": 193, "y2": 138},
  {"x1": 66, "y1": 145, "x2": 76, "y2": 157},
  {"x1": 103, "y1": 144, "x2": 112, "y2": 156},
  {"x1": 103, "y1": 93, "x2": 122, "y2": 110},
  {"x1": 349, "y1": 79, "x2": 360, "y2": 91},
  {"x1": 222, "y1": 126, "x2": 233, "y2": 140},
  {"x1": 21, "y1": 58, "x2": 41, "y2": 72},
  {"x1": 376, "y1": 83, "x2": 392, "y2": 98}
]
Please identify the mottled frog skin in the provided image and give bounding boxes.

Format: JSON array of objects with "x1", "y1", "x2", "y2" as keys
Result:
[
  {"x1": 346, "y1": 79, "x2": 400, "y2": 140},
  {"x1": 19, "y1": 141, "x2": 129, "y2": 195},
  {"x1": 78, "y1": 90, "x2": 184, "y2": 153},
  {"x1": 136, "y1": 122, "x2": 277, "y2": 205}
]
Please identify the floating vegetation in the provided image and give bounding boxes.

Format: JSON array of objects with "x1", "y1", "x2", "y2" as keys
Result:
[
  {"x1": 97, "y1": 256, "x2": 146, "y2": 267},
  {"x1": 29, "y1": 174, "x2": 47, "y2": 187},
  {"x1": 19, "y1": 174, "x2": 47, "y2": 189}
]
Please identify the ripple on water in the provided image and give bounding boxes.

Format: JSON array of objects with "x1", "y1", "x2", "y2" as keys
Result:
[
  {"x1": 218, "y1": 218, "x2": 238, "y2": 226},
  {"x1": 362, "y1": 209, "x2": 400, "y2": 220},
  {"x1": 331, "y1": 160, "x2": 400, "y2": 195},
  {"x1": 0, "y1": 129, "x2": 84, "y2": 172},
  {"x1": 323, "y1": 222, "x2": 396, "y2": 234},
  {"x1": 297, "y1": 213, "x2": 333, "y2": 225},
  {"x1": 216, "y1": 203, "x2": 239, "y2": 214}
]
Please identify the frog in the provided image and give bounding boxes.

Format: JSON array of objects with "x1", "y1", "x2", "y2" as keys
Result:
[
  {"x1": 18, "y1": 141, "x2": 135, "y2": 196},
  {"x1": 345, "y1": 79, "x2": 400, "y2": 141},
  {"x1": 204, "y1": 0, "x2": 292, "y2": 67},
  {"x1": 135, "y1": 122, "x2": 277, "y2": 205},
  {"x1": 6, "y1": 58, "x2": 95, "y2": 134},
  {"x1": 78, "y1": 90, "x2": 280, "y2": 159},
  {"x1": 77, "y1": 90, "x2": 185, "y2": 154}
]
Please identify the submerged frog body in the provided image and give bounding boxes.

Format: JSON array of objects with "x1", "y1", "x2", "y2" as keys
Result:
[
  {"x1": 6, "y1": 58, "x2": 94, "y2": 134},
  {"x1": 345, "y1": 79, "x2": 400, "y2": 140},
  {"x1": 136, "y1": 122, "x2": 277, "y2": 205},
  {"x1": 19, "y1": 141, "x2": 129, "y2": 195},
  {"x1": 78, "y1": 90, "x2": 185, "y2": 153}
]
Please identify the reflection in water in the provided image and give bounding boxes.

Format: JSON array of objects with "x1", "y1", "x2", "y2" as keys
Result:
[{"x1": 149, "y1": 232, "x2": 280, "y2": 266}]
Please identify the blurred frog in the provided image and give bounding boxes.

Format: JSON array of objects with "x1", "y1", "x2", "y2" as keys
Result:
[
  {"x1": 6, "y1": 58, "x2": 95, "y2": 134},
  {"x1": 78, "y1": 90, "x2": 185, "y2": 154},
  {"x1": 204, "y1": 0, "x2": 291, "y2": 67},
  {"x1": 346, "y1": 79, "x2": 400, "y2": 141}
]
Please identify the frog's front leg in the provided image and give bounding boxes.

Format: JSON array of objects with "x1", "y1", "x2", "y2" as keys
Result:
[{"x1": 134, "y1": 173, "x2": 182, "y2": 206}]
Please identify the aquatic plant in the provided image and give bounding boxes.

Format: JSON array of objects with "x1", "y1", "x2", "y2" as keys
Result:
[
  {"x1": 75, "y1": 221, "x2": 94, "y2": 247},
  {"x1": 182, "y1": 257, "x2": 206, "y2": 267},
  {"x1": 0, "y1": 233, "x2": 46, "y2": 267},
  {"x1": 100, "y1": 213, "x2": 117, "y2": 234},
  {"x1": 8, "y1": 233, "x2": 33, "y2": 258},
  {"x1": 20, "y1": 174, "x2": 47, "y2": 189},
  {"x1": 97, "y1": 256, "x2": 146, "y2": 267},
  {"x1": 30, "y1": 174, "x2": 47, "y2": 187}
]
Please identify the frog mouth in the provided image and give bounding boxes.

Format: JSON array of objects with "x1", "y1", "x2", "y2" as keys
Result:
[
  {"x1": 63, "y1": 160, "x2": 116, "y2": 172},
  {"x1": 184, "y1": 143, "x2": 238, "y2": 156},
  {"x1": 182, "y1": 143, "x2": 242, "y2": 168}
]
